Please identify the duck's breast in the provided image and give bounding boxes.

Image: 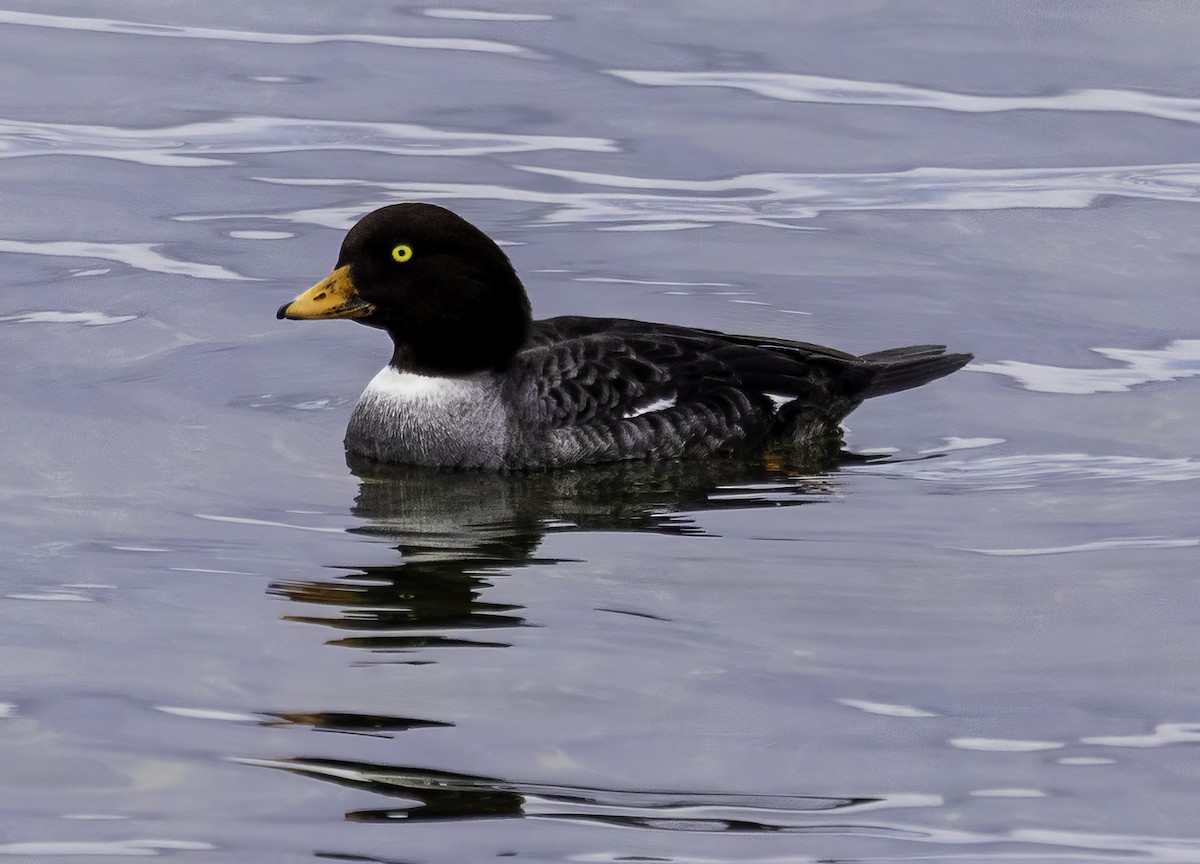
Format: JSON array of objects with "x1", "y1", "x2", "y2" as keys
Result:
[{"x1": 345, "y1": 367, "x2": 509, "y2": 468}]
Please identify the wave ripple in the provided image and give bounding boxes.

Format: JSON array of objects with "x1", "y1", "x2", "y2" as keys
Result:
[
  {"x1": 612, "y1": 70, "x2": 1200, "y2": 124},
  {"x1": 257, "y1": 161, "x2": 1200, "y2": 231},
  {"x1": 0, "y1": 116, "x2": 615, "y2": 168}
]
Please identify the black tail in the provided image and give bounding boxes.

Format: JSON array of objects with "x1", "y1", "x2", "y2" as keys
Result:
[{"x1": 860, "y1": 345, "x2": 973, "y2": 399}]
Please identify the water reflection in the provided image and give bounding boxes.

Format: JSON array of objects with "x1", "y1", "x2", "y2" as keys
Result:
[
  {"x1": 237, "y1": 756, "x2": 937, "y2": 832},
  {"x1": 269, "y1": 449, "x2": 844, "y2": 660},
  {"x1": 263, "y1": 711, "x2": 453, "y2": 738},
  {"x1": 255, "y1": 448, "x2": 895, "y2": 830}
]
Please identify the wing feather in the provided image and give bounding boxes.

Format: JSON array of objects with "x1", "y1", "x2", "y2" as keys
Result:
[{"x1": 505, "y1": 316, "x2": 954, "y2": 466}]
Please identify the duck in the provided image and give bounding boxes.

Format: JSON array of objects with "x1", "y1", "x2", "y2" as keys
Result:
[{"x1": 277, "y1": 203, "x2": 971, "y2": 470}]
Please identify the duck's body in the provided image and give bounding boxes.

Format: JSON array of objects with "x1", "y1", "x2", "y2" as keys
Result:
[{"x1": 278, "y1": 204, "x2": 971, "y2": 471}]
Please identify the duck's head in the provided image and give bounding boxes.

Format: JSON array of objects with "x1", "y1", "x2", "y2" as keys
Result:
[{"x1": 277, "y1": 203, "x2": 532, "y2": 375}]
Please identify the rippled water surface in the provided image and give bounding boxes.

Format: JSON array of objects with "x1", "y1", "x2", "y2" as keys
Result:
[{"x1": 3, "y1": 3, "x2": 1199, "y2": 861}]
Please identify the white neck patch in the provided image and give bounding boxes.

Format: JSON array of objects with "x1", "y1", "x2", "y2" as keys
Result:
[{"x1": 363, "y1": 368, "x2": 481, "y2": 402}]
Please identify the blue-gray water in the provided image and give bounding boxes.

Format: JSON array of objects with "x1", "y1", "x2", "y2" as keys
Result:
[{"x1": 3, "y1": 3, "x2": 1200, "y2": 862}]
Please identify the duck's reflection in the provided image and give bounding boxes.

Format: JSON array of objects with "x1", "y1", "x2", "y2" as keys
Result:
[
  {"x1": 236, "y1": 755, "x2": 906, "y2": 831},
  {"x1": 261, "y1": 711, "x2": 452, "y2": 738},
  {"x1": 269, "y1": 446, "x2": 845, "y2": 659},
  {"x1": 254, "y1": 446, "x2": 914, "y2": 832}
]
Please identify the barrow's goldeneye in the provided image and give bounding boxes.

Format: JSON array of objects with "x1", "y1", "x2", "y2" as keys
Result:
[{"x1": 277, "y1": 204, "x2": 971, "y2": 470}]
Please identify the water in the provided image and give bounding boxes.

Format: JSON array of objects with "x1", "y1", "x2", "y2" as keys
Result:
[{"x1": 2, "y1": 2, "x2": 1199, "y2": 861}]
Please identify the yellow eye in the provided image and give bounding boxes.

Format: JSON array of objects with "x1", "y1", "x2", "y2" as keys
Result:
[{"x1": 391, "y1": 244, "x2": 413, "y2": 263}]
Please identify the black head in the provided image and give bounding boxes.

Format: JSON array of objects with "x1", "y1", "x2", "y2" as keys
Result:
[{"x1": 278, "y1": 204, "x2": 532, "y2": 375}]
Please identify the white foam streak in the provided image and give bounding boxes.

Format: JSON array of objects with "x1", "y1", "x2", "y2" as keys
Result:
[
  {"x1": 0, "y1": 311, "x2": 137, "y2": 326},
  {"x1": 971, "y1": 340, "x2": 1200, "y2": 394},
  {"x1": 169, "y1": 567, "x2": 256, "y2": 575},
  {"x1": 423, "y1": 9, "x2": 554, "y2": 21},
  {"x1": 0, "y1": 116, "x2": 614, "y2": 167},
  {"x1": 950, "y1": 737, "x2": 1064, "y2": 752},
  {"x1": 836, "y1": 698, "x2": 939, "y2": 718},
  {"x1": 0, "y1": 10, "x2": 533, "y2": 56},
  {"x1": 194, "y1": 514, "x2": 346, "y2": 534},
  {"x1": 228, "y1": 230, "x2": 293, "y2": 240},
  {"x1": 967, "y1": 537, "x2": 1199, "y2": 557},
  {"x1": 258, "y1": 160, "x2": 1200, "y2": 230},
  {"x1": 918, "y1": 436, "x2": 1006, "y2": 454},
  {"x1": 612, "y1": 70, "x2": 1200, "y2": 125},
  {"x1": 862, "y1": 453, "x2": 1200, "y2": 486},
  {"x1": 573, "y1": 277, "x2": 735, "y2": 287},
  {"x1": 0, "y1": 240, "x2": 248, "y2": 280},
  {"x1": 0, "y1": 840, "x2": 214, "y2": 856},
  {"x1": 7, "y1": 592, "x2": 91, "y2": 602},
  {"x1": 1082, "y1": 723, "x2": 1200, "y2": 748}
]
